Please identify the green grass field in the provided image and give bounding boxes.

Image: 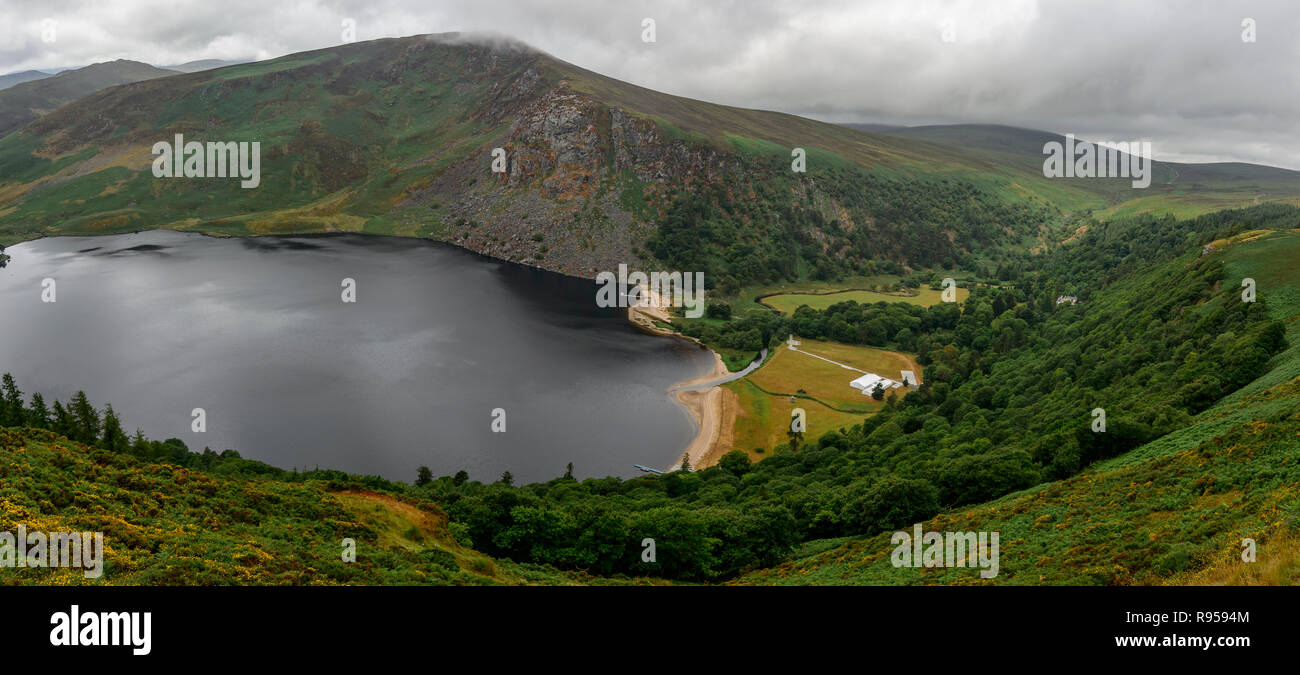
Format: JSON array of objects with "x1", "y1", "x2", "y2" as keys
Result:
[
  {"x1": 762, "y1": 286, "x2": 970, "y2": 313},
  {"x1": 722, "y1": 339, "x2": 921, "y2": 460},
  {"x1": 746, "y1": 340, "x2": 917, "y2": 412},
  {"x1": 725, "y1": 379, "x2": 867, "y2": 458}
]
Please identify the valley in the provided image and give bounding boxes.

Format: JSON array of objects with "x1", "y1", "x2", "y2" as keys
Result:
[{"x1": 1, "y1": 32, "x2": 1299, "y2": 590}]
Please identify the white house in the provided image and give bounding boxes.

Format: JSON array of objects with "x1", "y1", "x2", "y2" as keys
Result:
[{"x1": 849, "y1": 373, "x2": 903, "y2": 395}]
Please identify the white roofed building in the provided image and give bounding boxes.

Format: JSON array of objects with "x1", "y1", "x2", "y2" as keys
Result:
[{"x1": 849, "y1": 373, "x2": 903, "y2": 394}]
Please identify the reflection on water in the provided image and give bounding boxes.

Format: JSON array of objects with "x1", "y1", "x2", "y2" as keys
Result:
[{"x1": 0, "y1": 231, "x2": 714, "y2": 483}]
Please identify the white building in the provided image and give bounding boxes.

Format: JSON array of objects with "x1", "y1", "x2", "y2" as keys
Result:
[{"x1": 849, "y1": 373, "x2": 903, "y2": 395}]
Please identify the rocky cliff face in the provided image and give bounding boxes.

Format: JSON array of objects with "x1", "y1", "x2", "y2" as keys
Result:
[{"x1": 419, "y1": 75, "x2": 735, "y2": 278}]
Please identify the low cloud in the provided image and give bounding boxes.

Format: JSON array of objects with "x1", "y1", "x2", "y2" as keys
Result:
[{"x1": 2, "y1": 0, "x2": 1296, "y2": 168}]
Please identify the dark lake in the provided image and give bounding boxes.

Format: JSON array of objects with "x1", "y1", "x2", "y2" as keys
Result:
[{"x1": 0, "y1": 231, "x2": 713, "y2": 483}]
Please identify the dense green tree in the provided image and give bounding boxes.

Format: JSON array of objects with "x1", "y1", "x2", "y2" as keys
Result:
[
  {"x1": 842, "y1": 476, "x2": 940, "y2": 534},
  {"x1": 1, "y1": 373, "x2": 23, "y2": 427},
  {"x1": 717, "y1": 450, "x2": 751, "y2": 476},
  {"x1": 68, "y1": 391, "x2": 100, "y2": 445},
  {"x1": 27, "y1": 392, "x2": 51, "y2": 429},
  {"x1": 51, "y1": 400, "x2": 74, "y2": 438},
  {"x1": 99, "y1": 404, "x2": 129, "y2": 453}
]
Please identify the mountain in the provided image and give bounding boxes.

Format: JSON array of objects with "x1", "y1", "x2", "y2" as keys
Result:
[
  {"x1": 845, "y1": 122, "x2": 1300, "y2": 217},
  {"x1": 844, "y1": 123, "x2": 1077, "y2": 156},
  {"x1": 0, "y1": 70, "x2": 52, "y2": 91},
  {"x1": 0, "y1": 60, "x2": 179, "y2": 138},
  {"x1": 159, "y1": 58, "x2": 252, "y2": 73},
  {"x1": 840, "y1": 122, "x2": 908, "y2": 135},
  {"x1": 1, "y1": 33, "x2": 1298, "y2": 282}
]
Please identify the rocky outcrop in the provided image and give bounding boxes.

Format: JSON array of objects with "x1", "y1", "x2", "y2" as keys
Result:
[{"x1": 415, "y1": 77, "x2": 737, "y2": 278}]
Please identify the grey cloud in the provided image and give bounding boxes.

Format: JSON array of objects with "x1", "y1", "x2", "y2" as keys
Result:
[{"x1": 0, "y1": 0, "x2": 1296, "y2": 167}]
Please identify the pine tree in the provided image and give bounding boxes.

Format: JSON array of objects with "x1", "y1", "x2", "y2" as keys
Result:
[
  {"x1": 680, "y1": 452, "x2": 691, "y2": 472},
  {"x1": 499, "y1": 471, "x2": 514, "y2": 486},
  {"x1": 28, "y1": 392, "x2": 51, "y2": 429},
  {"x1": 786, "y1": 425, "x2": 804, "y2": 452},
  {"x1": 68, "y1": 391, "x2": 101, "y2": 444},
  {"x1": 52, "y1": 400, "x2": 74, "y2": 437},
  {"x1": 130, "y1": 429, "x2": 151, "y2": 458},
  {"x1": 1, "y1": 373, "x2": 24, "y2": 427},
  {"x1": 415, "y1": 466, "x2": 433, "y2": 486},
  {"x1": 100, "y1": 404, "x2": 129, "y2": 453}
]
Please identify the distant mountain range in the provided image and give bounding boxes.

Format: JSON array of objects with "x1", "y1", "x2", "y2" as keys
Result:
[
  {"x1": 842, "y1": 122, "x2": 1300, "y2": 184},
  {"x1": 0, "y1": 60, "x2": 178, "y2": 138},
  {"x1": 0, "y1": 58, "x2": 247, "y2": 91},
  {"x1": 157, "y1": 59, "x2": 251, "y2": 73},
  {"x1": 0, "y1": 70, "x2": 52, "y2": 91}
]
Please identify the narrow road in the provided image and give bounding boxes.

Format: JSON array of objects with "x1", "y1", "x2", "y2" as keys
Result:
[
  {"x1": 787, "y1": 344, "x2": 866, "y2": 373},
  {"x1": 669, "y1": 348, "x2": 768, "y2": 393}
]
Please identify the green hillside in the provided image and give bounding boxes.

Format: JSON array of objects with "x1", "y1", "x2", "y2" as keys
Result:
[
  {"x1": 736, "y1": 220, "x2": 1300, "y2": 585},
  {"x1": 849, "y1": 122, "x2": 1300, "y2": 218},
  {"x1": 0, "y1": 425, "x2": 651, "y2": 586},
  {"x1": 2, "y1": 204, "x2": 1297, "y2": 586}
]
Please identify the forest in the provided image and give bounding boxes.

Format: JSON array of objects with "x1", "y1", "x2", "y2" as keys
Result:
[
  {"x1": 644, "y1": 161, "x2": 1059, "y2": 295},
  {"x1": 4, "y1": 204, "x2": 1291, "y2": 582}
]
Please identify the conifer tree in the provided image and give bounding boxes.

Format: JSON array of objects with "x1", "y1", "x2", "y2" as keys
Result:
[
  {"x1": 100, "y1": 404, "x2": 129, "y2": 453},
  {"x1": 28, "y1": 392, "x2": 52, "y2": 429},
  {"x1": 52, "y1": 400, "x2": 75, "y2": 438},
  {"x1": 1, "y1": 373, "x2": 23, "y2": 427},
  {"x1": 69, "y1": 391, "x2": 101, "y2": 444}
]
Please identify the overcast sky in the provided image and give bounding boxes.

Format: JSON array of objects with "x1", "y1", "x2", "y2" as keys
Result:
[{"x1": 2, "y1": 0, "x2": 1298, "y2": 168}]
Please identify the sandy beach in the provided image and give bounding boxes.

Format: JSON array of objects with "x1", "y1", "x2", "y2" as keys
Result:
[
  {"x1": 671, "y1": 385, "x2": 739, "y2": 470},
  {"x1": 665, "y1": 345, "x2": 737, "y2": 471},
  {"x1": 623, "y1": 282, "x2": 735, "y2": 471}
]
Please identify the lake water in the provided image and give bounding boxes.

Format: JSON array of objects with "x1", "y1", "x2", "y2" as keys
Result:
[{"x1": 0, "y1": 231, "x2": 714, "y2": 483}]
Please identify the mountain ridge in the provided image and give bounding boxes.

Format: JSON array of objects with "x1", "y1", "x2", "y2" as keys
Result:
[
  {"x1": 0, "y1": 59, "x2": 179, "y2": 139},
  {"x1": 2, "y1": 33, "x2": 1298, "y2": 280},
  {"x1": 0, "y1": 69, "x2": 52, "y2": 91}
]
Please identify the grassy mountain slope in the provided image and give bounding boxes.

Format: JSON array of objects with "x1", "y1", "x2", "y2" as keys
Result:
[
  {"x1": 2, "y1": 33, "x2": 1294, "y2": 281},
  {"x1": 735, "y1": 226, "x2": 1300, "y2": 585},
  {"x1": 846, "y1": 122, "x2": 1300, "y2": 219},
  {"x1": 0, "y1": 426, "x2": 640, "y2": 585},
  {"x1": 0, "y1": 60, "x2": 179, "y2": 138}
]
